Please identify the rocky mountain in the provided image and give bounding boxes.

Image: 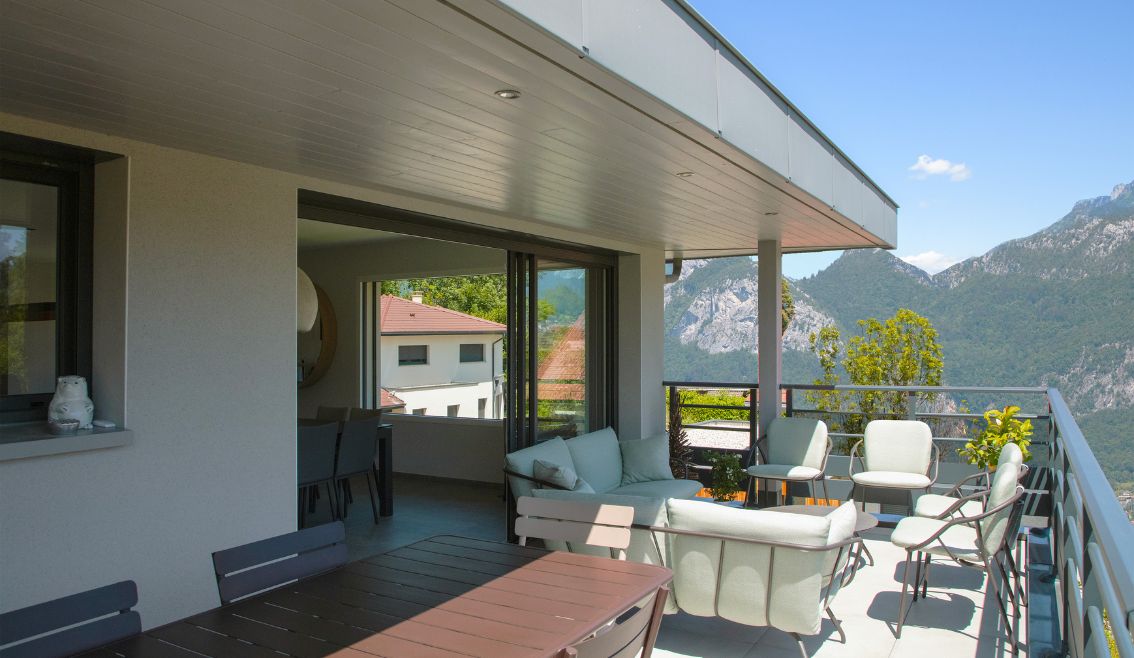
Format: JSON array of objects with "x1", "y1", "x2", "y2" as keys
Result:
[{"x1": 665, "y1": 179, "x2": 1134, "y2": 487}]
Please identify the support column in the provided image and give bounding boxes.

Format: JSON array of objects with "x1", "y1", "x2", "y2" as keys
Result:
[
  {"x1": 757, "y1": 240, "x2": 783, "y2": 437},
  {"x1": 618, "y1": 250, "x2": 666, "y2": 440}
]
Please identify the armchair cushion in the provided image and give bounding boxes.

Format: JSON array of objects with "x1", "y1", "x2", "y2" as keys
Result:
[
  {"x1": 851, "y1": 471, "x2": 931, "y2": 489},
  {"x1": 608, "y1": 478, "x2": 703, "y2": 499},
  {"x1": 915, "y1": 493, "x2": 983, "y2": 519},
  {"x1": 565, "y1": 428, "x2": 624, "y2": 493},
  {"x1": 504, "y1": 438, "x2": 574, "y2": 500},
  {"x1": 863, "y1": 420, "x2": 933, "y2": 474},
  {"x1": 891, "y1": 516, "x2": 980, "y2": 561},
  {"x1": 746, "y1": 464, "x2": 822, "y2": 481},
  {"x1": 765, "y1": 417, "x2": 828, "y2": 471},
  {"x1": 619, "y1": 434, "x2": 675, "y2": 485}
]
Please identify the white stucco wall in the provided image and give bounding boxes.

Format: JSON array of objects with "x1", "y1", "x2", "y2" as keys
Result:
[
  {"x1": 0, "y1": 111, "x2": 665, "y2": 626},
  {"x1": 384, "y1": 415, "x2": 505, "y2": 484}
]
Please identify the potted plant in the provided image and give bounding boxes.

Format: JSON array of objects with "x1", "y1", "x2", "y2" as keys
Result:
[
  {"x1": 705, "y1": 451, "x2": 745, "y2": 503},
  {"x1": 958, "y1": 405, "x2": 1033, "y2": 470}
]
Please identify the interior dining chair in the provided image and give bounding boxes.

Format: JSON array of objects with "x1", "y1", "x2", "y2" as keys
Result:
[
  {"x1": 889, "y1": 460, "x2": 1024, "y2": 650},
  {"x1": 298, "y1": 422, "x2": 339, "y2": 527},
  {"x1": 315, "y1": 405, "x2": 350, "y2": 422},
  {"x1": 745, "y1": 417, "x2": 832, "y2": 506},
  {"x1": 849, "y1": 420, "x2": 939, "y2": 515},
  {"x1": 212, "y1": 521, "x2": 347, "y2": 605},
  {"x1": 333, "y1": 417, "x2": 382, "y2": 523},
  {"x1": 515, "y1": 496, "x2": 634, "y2": 560},
  {"x1": 0, "y1": 581, "x2": 140, "y2": 658},
  {"x1": 349, "y1": 407, "x2": 382, "y2": 420}
]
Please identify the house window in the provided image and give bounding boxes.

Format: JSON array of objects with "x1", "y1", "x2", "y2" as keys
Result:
[
  {"x1": 398, "y1": 344, "x2": 428, "y2": 366},
  {"x1": 411, "y1": 408, "x2": 426, "y2": 416},
  {"x1": 478, "y1": 398, "x2": 487, "y2": 419},
  {"x1": 1, "y1": 151, "x2": 92, "y2": 422},
  {"x1": 459, "y1": 343, "x2": 485, "y2": 363},
  {"x1": 447, "y1": 404, "x2": 459, "y2": 417}
]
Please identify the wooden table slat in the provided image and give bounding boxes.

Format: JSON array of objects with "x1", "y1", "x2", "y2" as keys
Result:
[
  {"x1": 91, "y1": 536, "x2": 672, "y2": 657},
  {"x1": 147, "y1": 622, "x2": 282, "y2": 658}
]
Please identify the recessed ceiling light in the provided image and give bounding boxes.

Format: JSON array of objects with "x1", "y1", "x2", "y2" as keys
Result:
[
  {"x1": 675, "y1": 171, "x2": 694, "y2": 178},
  {"x1": 494, "y1": 89, "x2": 521, "y2": 99},
  {"x1": 764, "y1": 211, "x2": 779, "y2": 216}
]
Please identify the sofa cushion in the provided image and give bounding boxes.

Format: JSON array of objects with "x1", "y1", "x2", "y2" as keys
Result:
[
  {"x1": 565, "y1": 428, "x2": 623, "y2": 493},
  {"x1": 504, "y1": 438, "x2": 574, "y2": 500},
  {"x1": 665, "y1": 498, "x2": 832, "y2": 635},
  {"x1": 821, "y1": 500, "x2": 859, "y2": 596},
  {"x1": 620, "y1": 434, "x2": 675, "y2": 485},
  {"x1": 608, "y1": 478, "x2": 703, "y2": 499},
  {"x1": 533, "y1": 459, "x2": 580, "y2": 490}
]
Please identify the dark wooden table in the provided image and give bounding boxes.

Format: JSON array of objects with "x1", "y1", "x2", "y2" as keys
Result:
[
  {"x1": 84, "y1": 535, "x2": 673, "y2": 657},
  {"x1": 298, "y1": 419, "x2": 394, "y2": 517}
]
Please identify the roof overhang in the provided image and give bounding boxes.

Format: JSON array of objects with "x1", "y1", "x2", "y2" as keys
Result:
[{"x1": 0, "y1": 0, "x2": 896, "y2": 257}]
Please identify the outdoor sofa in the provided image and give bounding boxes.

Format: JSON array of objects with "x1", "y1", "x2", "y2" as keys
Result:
[{"x1": 503, "y1": 427, "x2": 703, "y2": 502}]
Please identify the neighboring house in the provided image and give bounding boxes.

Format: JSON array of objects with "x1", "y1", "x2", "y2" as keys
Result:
[{"x1": 380, "y1": 294, "x2": 505, "y2": 419}]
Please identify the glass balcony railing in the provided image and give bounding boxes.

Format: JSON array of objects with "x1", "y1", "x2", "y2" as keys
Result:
[{"x1": 664, "y1": 381, "x2": 1134, "y2": 657}]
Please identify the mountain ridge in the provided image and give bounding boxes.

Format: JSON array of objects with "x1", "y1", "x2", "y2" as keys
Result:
[{"x1": 664, "y1": 179, "x2": 1134, "y2": 487}]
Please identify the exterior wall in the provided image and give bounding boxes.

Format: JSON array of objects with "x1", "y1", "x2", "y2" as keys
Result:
[
  {"x1": 296, "y1": 239, "x2": 505, "y2": 417},
  {"x1": 395, "y1": 382, "x2": 497, "y2": 419},
  {"x1": 384, "y1": 415, "x2": 505, "y2": 484},
  {"x1": 0, "y1": 112, "x2": 663, "y2": 625}
]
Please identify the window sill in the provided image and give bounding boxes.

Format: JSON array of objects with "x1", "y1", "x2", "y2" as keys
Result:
[{"x1": 0, "y1": 422, "x2": 133, "y2": 462}]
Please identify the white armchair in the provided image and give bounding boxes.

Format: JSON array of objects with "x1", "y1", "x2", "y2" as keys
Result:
[
  {"x1": 914, "y1": 442, "x2": 1026, "y2": 520},
  {"x1": 889, "y1": 459, "x2": 1025, "y2": 646},
  {"x1": 745, "y1": 417, "x2": 832, "y2": 505},
  {"x1": 849, "y1": 420, "x2": 939, "y2": 514}
]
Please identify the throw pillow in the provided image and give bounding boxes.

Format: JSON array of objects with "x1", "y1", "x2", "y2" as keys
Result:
[
  {"x1": 572, "y1": 478, "x2": 596, "y2": 493},
  {"x1": 533, "y1": 459, "x2": 580, "y2": 490},
  {"x1": 620, "y1": 434, "x2": 675, "y2": 485}
]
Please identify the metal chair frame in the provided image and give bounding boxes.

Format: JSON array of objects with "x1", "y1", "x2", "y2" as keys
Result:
[
  {"x1": 894, "y1": 485, "x2": 1025, "y2": 654},
  {"x1": 745, "y1": 433, "x2": 833, "y2": 507},
  {"x1": 848, "y1": 439, "x2": 941, "y2": 515}
]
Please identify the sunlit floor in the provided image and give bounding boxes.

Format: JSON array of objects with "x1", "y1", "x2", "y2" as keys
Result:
[{"x1": 323, "y1": 474, "x2": 1019, "y2": 658}]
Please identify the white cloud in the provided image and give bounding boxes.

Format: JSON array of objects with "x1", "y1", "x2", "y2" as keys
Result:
[
  {"x1": 900, "y1": 250, "x2": 959, "y2": 275},
  {"x1": 909, "y1": 154, "x2": 972, "y2": 182}
]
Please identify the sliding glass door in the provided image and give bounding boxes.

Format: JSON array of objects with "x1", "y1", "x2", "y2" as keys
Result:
[{"x1": 505, "y1": 253, "x2": 614, "y2": 453}]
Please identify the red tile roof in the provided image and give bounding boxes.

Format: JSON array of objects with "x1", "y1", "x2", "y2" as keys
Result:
[
  {"x1": 537, "y1": 316, "x2": 585, "y2": 401},
  {"x1": 381, "y1": 388, "x2": 406, "y2": 409},
  {"x1": 380, "y1": 295, "x2": 506, "y2": 335}
]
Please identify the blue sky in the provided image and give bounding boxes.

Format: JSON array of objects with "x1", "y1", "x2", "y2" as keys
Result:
[{"x1": 687, "y1": 1, "x2": 1134, "y2": 278}]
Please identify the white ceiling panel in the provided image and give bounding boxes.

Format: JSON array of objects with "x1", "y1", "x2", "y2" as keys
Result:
[{"x1": 0, "y1": 0, "x2": 895, "y2": 258}]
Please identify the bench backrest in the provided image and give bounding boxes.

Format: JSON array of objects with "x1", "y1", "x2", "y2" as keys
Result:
[
  {"x1": 0, "y1": 580, "x2": 140, "y2": 658},
  {"x1": 212, "y1": 521, "x2": 347, "y2": 604}
]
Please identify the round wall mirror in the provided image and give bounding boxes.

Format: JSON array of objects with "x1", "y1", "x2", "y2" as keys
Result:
[{"x1": 297, "y1": 284, "x2": 336, "y2": 388}]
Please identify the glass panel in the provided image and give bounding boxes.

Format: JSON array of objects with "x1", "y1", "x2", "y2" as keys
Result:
[
  {"x1": 1, "y1": 178, "x2": 58, "y2": 396},
  {"x1": 536, "y1": 263, "x2": 589, "y2": 439}
]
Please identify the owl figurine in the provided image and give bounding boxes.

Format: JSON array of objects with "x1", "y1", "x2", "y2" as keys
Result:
[{"x1": 49, "y1": 376, "x2": 95, "y2": 429}]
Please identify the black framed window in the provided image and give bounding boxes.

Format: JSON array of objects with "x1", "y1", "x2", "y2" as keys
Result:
[
  {"x1": 459, "y1": 343, "x2": 485, "y2": 363},
  {"x1": 1, "y1": 150, "x2": 93, "y2": 422},
  {"x1": 397, "y1": 345, "x2": 428, "y2": 366}
]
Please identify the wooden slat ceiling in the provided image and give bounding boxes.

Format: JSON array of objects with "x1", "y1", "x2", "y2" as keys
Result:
[{"x1": 0, "y1": 0, "x2": 891, "y2": 257}]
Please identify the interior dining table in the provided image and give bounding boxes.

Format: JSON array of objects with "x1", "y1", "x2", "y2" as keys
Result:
[
  {"x1": 80, "y1": 535, "x2": 673, "y2": 657},
  {"x1": 298, "y1": 417, "x2": 394, "y2": 517}
]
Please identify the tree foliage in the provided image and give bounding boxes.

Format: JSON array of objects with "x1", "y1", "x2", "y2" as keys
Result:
[
  {"x1": 807, "y1": 309, "x2": 944, "y2": 448},
  {"x1": 382, "y1": 274, "x2": 554, "y2": 325}
]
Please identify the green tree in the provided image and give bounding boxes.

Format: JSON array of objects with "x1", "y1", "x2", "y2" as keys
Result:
[
  {"x1": 781, "y1": 278, "x2": 795, "y2": 333},
  {"x1": 382, "y1": 274, "x2": 555, "y2": 325},
  {"x1": 807, "y1": 309, "x2": 944, "y2": 448}
]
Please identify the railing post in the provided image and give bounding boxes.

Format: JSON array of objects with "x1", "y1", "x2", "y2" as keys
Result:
[
  {"x1": 904, "y1": 390, "x2": 917, "y2": 420},
  {"x1": 785, "y1": 388, "x2": 794, "y2": 418}
]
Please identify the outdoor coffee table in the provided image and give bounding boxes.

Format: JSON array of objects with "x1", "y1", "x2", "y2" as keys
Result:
[
  {"x1": 767, "y1": 503, "x2": 879, "y2": 566},
  {"x1": 84, "y1": 535, "x2": 673, "y2": 657}
]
